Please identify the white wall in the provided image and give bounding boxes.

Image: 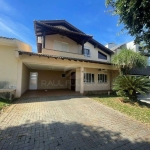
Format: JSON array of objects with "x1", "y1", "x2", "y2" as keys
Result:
[{"x1": 0, "y1": 45, "x2": 18, "y2": 89}]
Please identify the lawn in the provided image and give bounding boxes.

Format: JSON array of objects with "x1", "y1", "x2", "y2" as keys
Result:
[
  {"x1": 91, "y1": 95, "x2": 150, "y2": 125},
  {"x1": 0, "y1": 98, "x2": 10, "y2": 110}
]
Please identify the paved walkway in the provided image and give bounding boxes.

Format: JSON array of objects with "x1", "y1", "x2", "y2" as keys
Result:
[{"x1": 0, "y1": 96, "x2": 150, "y2": 150}]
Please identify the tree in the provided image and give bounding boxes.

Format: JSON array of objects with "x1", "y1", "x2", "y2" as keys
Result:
[
  {"x1": 111, "y1": 48, "x2": 147, "y2": 75},
  {"x1": 113, "y1": 75, "x2": 150, "y2": 101},
  {"x1": 106, "y1": 0, "x2": 150, "y2": 50}
]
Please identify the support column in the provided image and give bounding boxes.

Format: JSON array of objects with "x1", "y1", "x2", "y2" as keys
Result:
[
  {"x1": 16, "y1": 60, "x2": 23, "y2": 98},
  {"x1": 43, "y1": 31, "x2": 45, "y2": 48},
  {"x1": 80, "y1": 67, "x2": 84, "y2": 94},
  {"x1": 82, "y1": 40, "x2": 84, "y2": 54}
]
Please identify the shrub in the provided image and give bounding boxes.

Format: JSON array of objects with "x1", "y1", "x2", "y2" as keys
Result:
[
  {"x1": 113, "y1": 75, "x2": 150, "y2": 102},
  {"x1": 111, "y1": 48, "x2": 147, "y2": 75}
]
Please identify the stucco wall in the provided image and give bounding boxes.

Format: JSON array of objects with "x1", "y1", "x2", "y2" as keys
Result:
[
  {"x1": 45, "y1": 34, "x2": 81, "y2": 54},
  {"x1": 16, "y1": 40, "x2": 32, "y2": 52},
  {"x1": 76, "y1": 68, "x2": 111, "y2": 92},
  {"x1": 31, "y1": 70, "x2": 69, "y2": 90},
  {"x1": 43, "y1": 34, "x2": 110, "y2": 63},
  {"x1": 0, "y1": 45, "x2": 18, "y2": 89},
  {"x1": 21, "y1": 63, "x2": 30, "y2": 94}
]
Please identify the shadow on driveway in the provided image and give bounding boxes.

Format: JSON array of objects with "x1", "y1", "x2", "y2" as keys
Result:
[
  {"x1": 14, "y1": 95, "x2": 84, "y2": 104},
  {"x1": 0, "y1": 121, "x2": 150, "y2": 150}
]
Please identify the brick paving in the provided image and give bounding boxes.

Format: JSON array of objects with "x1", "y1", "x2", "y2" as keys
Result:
[{"x1": 0, "y1": 95, "x2": 150, "y2": 150}]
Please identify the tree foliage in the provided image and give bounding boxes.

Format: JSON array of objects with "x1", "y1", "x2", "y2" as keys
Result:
[
  {"x1": 106, "y1": 0, "x2": 150, "y2": 49},
  {"x1": 112, "y1": 48, "x2": 147, "y2": 75},
  {"x1": 113, "y1": 75, "x2": 150, "y2": 101}
]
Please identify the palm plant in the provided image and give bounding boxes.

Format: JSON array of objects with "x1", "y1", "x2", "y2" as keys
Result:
[
  {"x1": 113, "y1": 75, "x2": 150, "y2": 101},
  {"x1": 112, "y1": 48, "x2": 147, "y2": 75}
]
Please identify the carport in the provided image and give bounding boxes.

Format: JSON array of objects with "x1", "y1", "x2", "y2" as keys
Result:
[{"x1": 20, "y1": 62, "x2": 77, "y2": 97}]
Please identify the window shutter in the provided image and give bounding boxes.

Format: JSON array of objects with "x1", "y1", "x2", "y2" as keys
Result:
[
  {"x1": 54, "y1": 41, "x2": 61, "y2": 50},
  {"x1": 62, "y1": 42, "x2": 69, "y2": 52}
]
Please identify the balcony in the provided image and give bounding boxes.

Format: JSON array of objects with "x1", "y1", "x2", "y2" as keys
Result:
[{"x1": 42, "y1": 48, "x2": 84, "y2": 59}]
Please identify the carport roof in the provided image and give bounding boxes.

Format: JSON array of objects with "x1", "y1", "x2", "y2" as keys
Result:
[{"x1": 18, "y1": 51, "x2": 112, "y2": 65}]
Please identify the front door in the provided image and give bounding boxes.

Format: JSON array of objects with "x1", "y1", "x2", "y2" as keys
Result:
[
  {"x1": 71, "y1": 72, "x2": 76, "y2": 91},
  {"x1": 29, "y1": 72, "x2": 38, "y2": 90}
]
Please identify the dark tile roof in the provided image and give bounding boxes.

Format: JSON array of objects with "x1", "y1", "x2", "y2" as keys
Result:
[
  {"x1": 18, "y1": 51, "x2": 112, "y2": 65},
  {"x1": 34, "y1": 20, "x2": 114, "y2": 55},
  {"x1": 36, "y1": 21, "x2": 92, "y2": 37}
]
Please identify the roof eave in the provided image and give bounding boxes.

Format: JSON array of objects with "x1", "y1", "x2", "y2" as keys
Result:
[{"x1": 18, "y1": 51, "x2": 112, "y2": 65}]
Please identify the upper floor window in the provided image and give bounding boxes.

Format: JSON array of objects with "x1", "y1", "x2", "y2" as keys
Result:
[
  {"x1": 98, "y1": 51, "x2": 107, "y2": 60},
  {"x1": 84, "y1": 48, "x2": 90, "y2": 57},
  {"x1": 84, "y1": 73, "x2": 94, "y2": 83},
  {"x1": 54, "y1": 41, "x2": 69, "y2": 52}
]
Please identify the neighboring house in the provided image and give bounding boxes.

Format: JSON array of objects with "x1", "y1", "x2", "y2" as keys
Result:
[
  {"x1": 105, "y1": 41, "x2": 143, "y2": 54},
  {"x1": 0, "y1": 20, "x2": 118, "y2": 98},
  {"x1": 0, "y1": 37, "x2": 32, "y2": 99},
  {"x1": 106, "y1": 41, "x2": 150, "y2": 76}
]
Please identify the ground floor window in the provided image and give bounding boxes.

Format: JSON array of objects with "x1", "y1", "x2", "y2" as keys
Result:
[
  {"x1": 98, "y1": 74, "x2": 107, "y2": 83},
  {"x1": 84, "y1": 73, "x2": 94, "y2": 83}
]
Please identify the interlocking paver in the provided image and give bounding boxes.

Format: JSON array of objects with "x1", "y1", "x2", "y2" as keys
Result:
[{"x1": 0, "y1": 95, "x2": 150, "y2": 150}]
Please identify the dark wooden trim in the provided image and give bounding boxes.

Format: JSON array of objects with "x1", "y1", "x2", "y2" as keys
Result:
[
  {"x1": 82, "y1": 40, "x2": 84, "y2": 54},
  {"x1": 94, "y1": 44, "x2": 98, "y2": 48},
  {"x1": 43, "y1": 31, "x2": 45, "y2": 48}
]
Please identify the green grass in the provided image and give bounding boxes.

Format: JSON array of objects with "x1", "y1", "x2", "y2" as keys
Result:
[
  {"x1": 90, "y1": 95, "x2": 150, "y2": 125},
  {"x1": 0, "y1": 98, "x2": 10, "y2": 110}
]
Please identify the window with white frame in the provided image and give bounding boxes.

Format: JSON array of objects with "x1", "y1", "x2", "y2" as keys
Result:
[
  {"x1": 84, "y1": 73, "x2": 94, "y2": 83},
  {"x1": 54, "y1": 41, "x2": 69, "y2": 52},
  {"x1": 84, "y1": 48, "x2": 90, "y2": 57},
  {"x1": 98, "y1": 74, "x2": 107, "y2": 83}
]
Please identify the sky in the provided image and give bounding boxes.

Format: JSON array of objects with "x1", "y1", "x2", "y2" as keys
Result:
[{"x1": 0, "y1": 0, "x2": 134, "y2": 52}]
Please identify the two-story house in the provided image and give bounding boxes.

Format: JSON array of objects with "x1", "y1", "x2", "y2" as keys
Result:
[{"x1": 0, "y1": 20, "x2": 119, "y2": 98}]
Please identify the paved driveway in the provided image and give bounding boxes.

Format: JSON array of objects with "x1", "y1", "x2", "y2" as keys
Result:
[{"x1": 0, "y1": 96, "x2": 150, "y2": 150}]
